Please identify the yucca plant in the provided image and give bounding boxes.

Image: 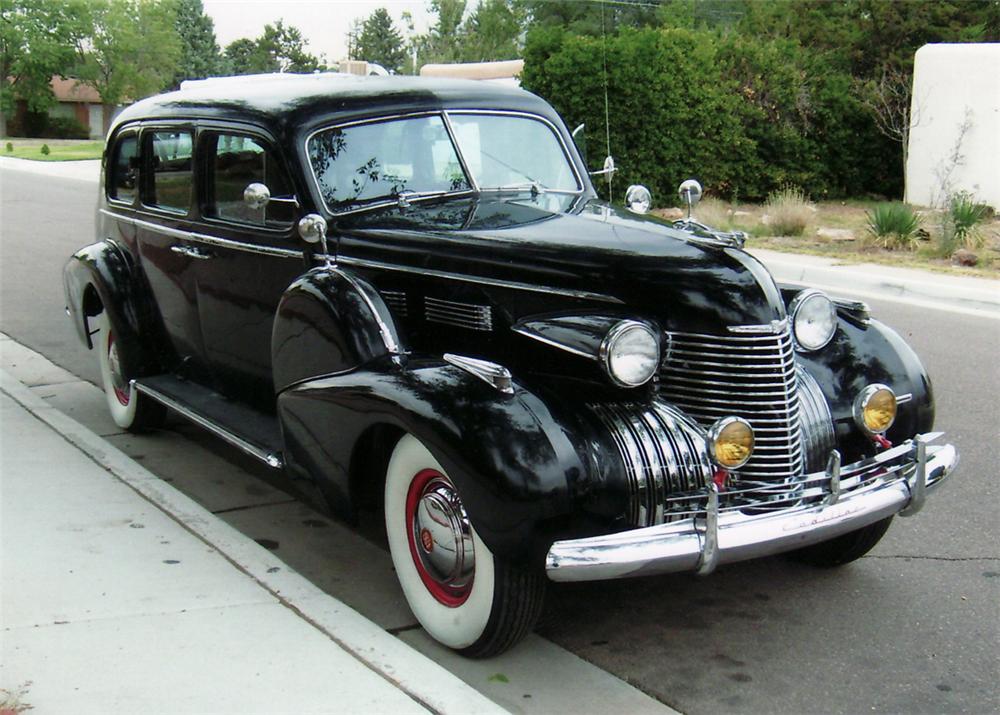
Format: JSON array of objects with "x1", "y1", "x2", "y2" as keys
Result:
[
  {"x1": 764, "y1": 187, "x2": 811, "y2": 236},
  {"x1": 949, "y1": 192, "x2": 990, "y2": 249},
  {"x1": 865, "y1": 203, "x2": 921, "y2": 250}
]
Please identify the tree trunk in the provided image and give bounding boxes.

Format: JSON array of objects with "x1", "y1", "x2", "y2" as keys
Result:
[{"x1": 0, "y1": 109, "x2": 7, "y2": 138}]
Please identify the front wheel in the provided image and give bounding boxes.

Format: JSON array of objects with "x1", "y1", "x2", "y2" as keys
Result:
[
  {"x1": 787, "y1": 516, "x2": 893, "y2": 567},
  {"x1": 95, "y1": 311, "x2": 166, "y2": 432},
  {"x1": 384, "y1": 434, "x2": 544, "y2": 658}
]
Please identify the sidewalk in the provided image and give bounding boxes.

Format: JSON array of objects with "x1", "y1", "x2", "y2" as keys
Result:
[
  {"x1": 749, "y1": 248, "x2": 1000, "y2": 318},
  {"x1": 0, "y1": 156, "x2": 100, "y2": 182},
  {"x1": 0, "y1": 367, "x2": 506, "y2": 715}
]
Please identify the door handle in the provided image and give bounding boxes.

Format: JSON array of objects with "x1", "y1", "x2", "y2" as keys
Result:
[{"x1": 170, "y1": 245, "x2": 213, "y2": 260}]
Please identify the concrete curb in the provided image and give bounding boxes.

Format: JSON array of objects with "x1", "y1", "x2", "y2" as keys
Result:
[
  {"x1": 0, "y1": 367, "x2": 509, "y2": 715},
  {"x1": 0, "y1": 155, "x2": 100, "y2": 182}
]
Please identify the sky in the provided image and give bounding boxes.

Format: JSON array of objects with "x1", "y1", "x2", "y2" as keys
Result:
[{"x1": 202, "y1": 0, "x2": 437, "y2": 66}]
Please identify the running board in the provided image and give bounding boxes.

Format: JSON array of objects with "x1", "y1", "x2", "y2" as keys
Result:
[{"x1": 133, "y1": 376, "x2": 284, "y2": 469}]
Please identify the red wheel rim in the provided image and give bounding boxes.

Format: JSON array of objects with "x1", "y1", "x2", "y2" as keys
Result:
[
  {"x1": 107, "y1": 332, "x2": 130, "y2": 406},
  {"x1": 405, "y1": 468, "x2": 474, "y2": 607}
]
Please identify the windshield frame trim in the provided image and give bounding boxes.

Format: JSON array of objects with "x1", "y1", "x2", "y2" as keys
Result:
[
  {"x1": 304, "y1": 108, "x2": 583, "y2": 218},
  {"x1": 444, "y1": 109, "x2": 584, "y2": 195}
]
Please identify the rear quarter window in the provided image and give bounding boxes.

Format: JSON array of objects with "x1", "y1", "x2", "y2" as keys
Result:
[
  {"x1": 108, "y1": 133, "x2": 138, "y2": 203},
  {"x1": 146, "y1": 130, "x2": 193, "y2": 214}
]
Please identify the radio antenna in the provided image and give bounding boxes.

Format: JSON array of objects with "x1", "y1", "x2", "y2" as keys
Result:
[{"x1": 601, "y1": 0, "x2": 613, "y2": 203}]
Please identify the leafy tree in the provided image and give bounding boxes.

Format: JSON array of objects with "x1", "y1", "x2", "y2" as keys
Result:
[
  {"x1": 0, "y1": 0, "x2": 90, "y2": 136},
  {"x1": 517, "y1": 0, "x2": 659, "y2": 36},
  {"x1": 225, "y1": 20, "x2": 323, "y2": 75},
  {"x1": 419, "y1": 0, "x2": 467, "y2": 64},
  {"x1": 463, "y1": 0, "x2": 524, "y2": 62},
  {"x1": 356, "y1": 8, "x2": 407, "y2": 73},
  {"x1": 76, "y1": 0, "x2": 182, "y2": 132},
  {"x1": 171, "y1": 0, "x2": 224, "y2": 86}
]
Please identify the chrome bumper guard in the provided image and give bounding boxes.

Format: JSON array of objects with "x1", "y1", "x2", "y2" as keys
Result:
[{"x1": 545, "y1": 433, "x2": 957, "y2": 582}]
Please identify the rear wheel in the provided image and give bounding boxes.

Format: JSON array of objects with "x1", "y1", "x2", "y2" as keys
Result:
[
  {"x1": 788, "y1": 516, "x2": 893, "y2": 567},
  {"x1": 384, "y1": 434, "x2": 544, "y2": 658},
  {"x1": 95, "y1": 311, "x2": 166, "y2": 432}
]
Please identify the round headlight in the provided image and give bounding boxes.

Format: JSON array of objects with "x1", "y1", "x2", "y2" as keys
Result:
[
  {"x1": 601, "y1": 321, "x2": 659, "y2": 387},
  {"x1": 707, "y1": 416, "x2": 755, "y2": 469},
  {"x1": 789, "y1": 289, "x2": 837, "y2": 351},
  {"x1": 853, "y1": 384, "x2": 897, "y2": 435}
]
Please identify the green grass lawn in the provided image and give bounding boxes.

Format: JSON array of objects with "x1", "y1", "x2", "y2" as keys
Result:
[{"x1": 2, "y1": 138, "x2": 103, "y2": 161}]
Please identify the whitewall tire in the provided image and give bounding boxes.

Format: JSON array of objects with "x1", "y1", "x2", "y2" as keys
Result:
[
  {"x1": 95, "y1": 311, "x2": 165, "y2": 431},
  {"x1": 384, "y1": 434, "x2": 544, "y2": 657}
]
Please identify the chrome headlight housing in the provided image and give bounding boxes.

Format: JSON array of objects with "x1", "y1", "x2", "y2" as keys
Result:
[
  {"x1": 600, "y1": 321, "x2": 659, "y2": 387},
  {"x1": 789, "y1": 289, "x2": 837, "y2": 352}
]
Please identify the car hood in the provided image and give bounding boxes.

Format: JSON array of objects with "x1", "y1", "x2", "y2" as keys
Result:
[{"x1": 335, "y1": 196, "x2": 785, "y2": 334}]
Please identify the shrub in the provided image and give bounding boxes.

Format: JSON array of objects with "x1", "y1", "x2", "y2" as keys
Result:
[
  {"x1": 865, "y1": 203, "x2": 921, "y2": 249},
  {"x1": 40, "y1": 144, "x2": 50, "y2": 156},
  {"x1": 4, "y1": 142, "x2": 12, "y2": 153},
  {"x1": 949, "y1": 192, "x2": 990, "y2": 249},
  {"x1": 38, "y1": 116, "x2": 90, "y2": 140},
  {"x1": 764, "y1": 187, "x2": 811, "y2": 236}
]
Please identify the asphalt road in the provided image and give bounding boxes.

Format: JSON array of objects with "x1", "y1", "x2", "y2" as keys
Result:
[{"x1": 2, "y1": 165, "x2": 998, "y2": 714}]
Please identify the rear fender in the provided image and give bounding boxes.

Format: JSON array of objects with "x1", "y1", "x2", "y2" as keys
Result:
[{"x1": 62, "y1": 240, "x2": 162, "y2": 373}]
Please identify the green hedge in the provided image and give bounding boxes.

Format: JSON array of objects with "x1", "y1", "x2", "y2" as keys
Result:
[{"x1": 522, "y1": 26, "x2": 900, "y2": 203}]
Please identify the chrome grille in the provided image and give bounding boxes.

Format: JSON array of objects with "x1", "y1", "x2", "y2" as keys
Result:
[
  {"x1": 590, "y1": 401, "x2": 713, "y2": 527},
  {"x1": 659, "y1": 326, "x2": 803, "y2": 485},
  {"x1": 424, "y1": 297, "x2": 492, "y2": 331}
]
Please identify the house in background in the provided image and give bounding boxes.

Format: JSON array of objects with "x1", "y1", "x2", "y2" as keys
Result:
[
  {"x1": 47, "y1": 77, "x2": 121, "y2": 139},
  {"x1": 906, "y1": 44, "x2": 1000, "y2": 209}
]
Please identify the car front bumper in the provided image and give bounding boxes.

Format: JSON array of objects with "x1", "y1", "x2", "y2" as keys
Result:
[{"x1": 545, "y1": 434, "x2": 957, "y2": 582}]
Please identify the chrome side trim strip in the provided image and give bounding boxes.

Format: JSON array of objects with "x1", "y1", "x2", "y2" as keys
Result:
[
  {"x1": 510, "y1": 325, "x2": 598, "y2": 360},
  {"x1": 331, "y1": 268, "x2": 403, "y2": 355},
  {"x1": 132, "y1": 380, "x2": 284, "y2": 469},
  {"x1": 336, "y1": 255, "x2": 624, "y2": 304},
  {"x1": 99, "y1": 209, "x2": 622, "y2": 304},
  {"x1": 101, "y1": 209, "x2": 303, "y2": 259}
]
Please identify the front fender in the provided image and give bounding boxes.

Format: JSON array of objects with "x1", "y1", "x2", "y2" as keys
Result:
[
  {"x1": 276, "y1": 357, "x2": 602, "y2": 561},
  {"x1": 271, "y1": 266, "x2": 405, "y2": 392}
]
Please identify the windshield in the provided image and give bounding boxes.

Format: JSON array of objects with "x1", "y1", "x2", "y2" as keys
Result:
[
  {"x1": 448, "y1": 113, "x2": 580, "y2": 193},
  {"x1": 308, "y1": 114, "x2": 471, "y2": 212}
]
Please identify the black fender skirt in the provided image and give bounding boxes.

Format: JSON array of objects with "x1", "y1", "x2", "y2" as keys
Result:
[{"x1": 276, "y1": 356, "x2": 628, "y2": 562}]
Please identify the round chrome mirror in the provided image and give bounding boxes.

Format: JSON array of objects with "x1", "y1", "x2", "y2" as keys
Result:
[
  {"x1": 243, "y1": 182, "x2": 271, "y2": 210},
  {"x1": 678, "y1": 179, "x2": 703, "y2": 212},
  {"x1": 297, "y1": 213, "x2": 328, "y2": 244},
  {"x1": 625, "y1": 185, "x2": 652, "y2": 214}
]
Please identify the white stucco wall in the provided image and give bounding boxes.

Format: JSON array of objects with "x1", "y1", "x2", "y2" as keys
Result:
[{"x1": 905, "y1": 43, "x2": 1000, "y2": 209}]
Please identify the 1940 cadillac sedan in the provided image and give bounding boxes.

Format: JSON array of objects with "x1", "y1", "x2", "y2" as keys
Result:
[{"x1": 64, "y1": 74, "x2": 957, "y2": 657}]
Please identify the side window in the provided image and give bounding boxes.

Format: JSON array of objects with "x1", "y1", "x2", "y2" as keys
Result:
[
  {"x1": 109, "y1": 133, "x2": 138, "y2": 203},
  {"x1": 147, "y1": 130, "x2": 193, "y2": 214},
  {"x1": 205, "y1": 133, "x2": 294, "y2": 227}
]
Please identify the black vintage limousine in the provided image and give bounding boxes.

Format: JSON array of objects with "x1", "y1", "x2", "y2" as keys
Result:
[{"x1": 64, "y1": 73, "x2": 957, "y2": 657}]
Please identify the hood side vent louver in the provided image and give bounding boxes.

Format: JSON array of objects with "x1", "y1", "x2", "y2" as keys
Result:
[{"x1": 425, "y1": 297, "x2": 493, "y2": 331}]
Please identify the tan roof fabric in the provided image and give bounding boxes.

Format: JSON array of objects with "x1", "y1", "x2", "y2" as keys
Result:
[{"x1": 420, "y1": 60, "x2": 524, "y2": 81}]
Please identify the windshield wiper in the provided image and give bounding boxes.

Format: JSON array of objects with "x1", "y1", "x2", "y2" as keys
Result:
[{"x1": 479, "y1": 182, "x2": 546, "y2": 197}]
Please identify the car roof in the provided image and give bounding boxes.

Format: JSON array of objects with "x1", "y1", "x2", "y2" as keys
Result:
[{"x1": 110, "y1": 73, "x2": 561, "y2": 141}]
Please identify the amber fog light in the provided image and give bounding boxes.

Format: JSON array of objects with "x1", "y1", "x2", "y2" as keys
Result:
[
  {"x1": 853, "y1": 384, "x2": 897, "y2": 435},
  {"x1": 708, "y1": 416, "x2": 755, "y2": 470}
]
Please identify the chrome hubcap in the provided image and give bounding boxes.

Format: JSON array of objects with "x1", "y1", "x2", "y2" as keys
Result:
[
  {"x1": 412, "y1": 476, "x2": 475, "y2": 592},
  {"x1": 107, "y1": 334, "x2": 129, "y2": 405}
]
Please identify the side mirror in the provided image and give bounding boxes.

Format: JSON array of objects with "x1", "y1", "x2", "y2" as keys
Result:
[
  {"x1": 297, "y1": 213, "x2": 327, "y2": 244},
  {"x1": 244, "y1": 182, "x2": 300, "y2": 210},
  {"x1": 244, "y1": 182, "x2": 270, "y2": 210},
  {"x1": 298, "y1": 212, "x2": 331, "y2": 266},
  {"x1": 590, "y1": 155, "x2": 617, "y2": 179},
  {"x1": 678, "y1": 179, "x2": 703, "y2": 218},
  {"x1": 625, "y1": 185, "x2": 652, "y2": 214}
]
